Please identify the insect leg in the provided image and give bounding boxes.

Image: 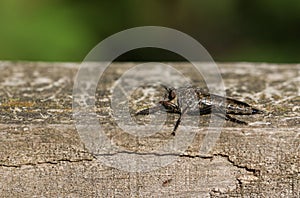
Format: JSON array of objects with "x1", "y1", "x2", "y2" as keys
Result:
[
  {"x1": 199, "y1": 106, "x2": 212, "y2": 115},
  {"x1": 135, "y1": 105, "x2": 163, "y2": 115},
  {"x1": 171, "y1": 114, "x2": 182, "y2": 136},
  {"x1": 171, "y1": 107, "x2": 189, "y2": 136},
  {"x1": 172, "y1": 105, "x2": 212, "y2": 135},
  {"x1": 187, "y1": 105, "x2": 212, "y2": 115},
  {"x1": 213, "y1": 106, "x2": 248, "y2": 125},
  {"x1": 224, "y1": 114, "x2": 248, "y2": 125}
]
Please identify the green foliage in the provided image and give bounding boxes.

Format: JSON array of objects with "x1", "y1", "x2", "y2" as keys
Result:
[{"x1": 0, "y1": 0, "x2": 299, "y2": 62}]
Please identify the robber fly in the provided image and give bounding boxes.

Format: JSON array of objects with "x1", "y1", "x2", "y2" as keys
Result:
[{"x1": 135, "y1": 85, "x2": 263, "y2": 135}]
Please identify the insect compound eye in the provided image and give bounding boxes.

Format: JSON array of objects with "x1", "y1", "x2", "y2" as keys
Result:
[{"x1": 169, "y1": 90, "x2": 176, "y2": 100}]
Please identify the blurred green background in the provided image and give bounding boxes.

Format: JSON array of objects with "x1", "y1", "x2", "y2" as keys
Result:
[{"x1": 1, "y1": 0, "x2": 300, "y2": 62}]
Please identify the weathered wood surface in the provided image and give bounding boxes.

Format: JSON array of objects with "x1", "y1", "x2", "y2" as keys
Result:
[{"x1": 0, "y1": 61, "x2": 299, "y2": 197}]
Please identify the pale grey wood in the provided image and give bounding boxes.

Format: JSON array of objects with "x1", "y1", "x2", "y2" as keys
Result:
[{"x1": 0, "y1": 61, "x2": 299, "y2": 197}]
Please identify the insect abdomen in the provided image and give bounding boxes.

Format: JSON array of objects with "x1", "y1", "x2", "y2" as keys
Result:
[{"x1": 225, "y1": 99, "x2": 262, "y2": 115}]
